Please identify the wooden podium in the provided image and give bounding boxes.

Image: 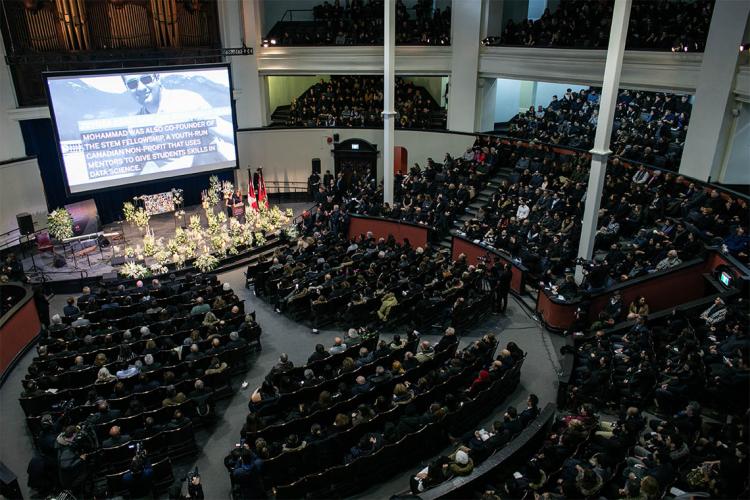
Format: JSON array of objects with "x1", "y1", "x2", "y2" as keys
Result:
[{"x1": 232, "y1": 204, "x2": 245, "y2": 219}]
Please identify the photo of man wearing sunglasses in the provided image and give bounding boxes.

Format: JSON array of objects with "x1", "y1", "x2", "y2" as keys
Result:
[
  {"x1": 119, "y1": 71, "x2": 235, "y2": 166},
  {"x1": 121, "y1": 73, "x2": 164, "y2": 115}
]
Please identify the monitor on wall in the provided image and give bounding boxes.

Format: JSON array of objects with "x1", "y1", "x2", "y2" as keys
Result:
[{"x1": 45, "y1": 63, "x2": 238, "y2": 194}]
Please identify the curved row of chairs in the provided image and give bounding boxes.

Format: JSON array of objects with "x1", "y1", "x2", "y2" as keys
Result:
[
  {"x1": 23, "y1": 331, "x2": 256, "y2": 438},
  {"x1": 244, "y1": 340, "x2": 455, "y2": 446},
  {"x1": 272, "y1": 356, "x2": 525, "y2": 498},
  {"x1": 250, "y1": 251, "x2": 493, "y2": 332},
  {"x1": 417, "y1": 403, "x2": 557, "y2": 499}
]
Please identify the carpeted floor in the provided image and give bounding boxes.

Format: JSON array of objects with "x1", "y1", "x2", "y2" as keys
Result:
[{"x1": 0, "y1": 257, "x2": 566, "y2": 499}]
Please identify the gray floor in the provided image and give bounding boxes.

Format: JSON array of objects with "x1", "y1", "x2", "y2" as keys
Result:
[{"x1": 0, "y1": 262, "x2": 565, "y2": 499}]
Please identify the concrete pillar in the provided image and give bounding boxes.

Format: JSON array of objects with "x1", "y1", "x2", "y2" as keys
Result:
[
  {"x1": 476, "y1": 78, "x2": 498, "y2": 132},
  {"x1": 0, "y1": 34, "x2": 26, "y2": 162},
  {"x1": 679, "y1": 0, "x2": 750, "y2": 182},
  {"x1": 575, "y1": 0, "x2": 631, "y2": 284},
  {"x1": 218, "y1": 0, "x2": 266, "y2": 130},
  {"x1": 447, "y1": 0, "x2": 482, "y2": 132},
  {"x1": 383, "y1": 0, "x2": 396, "y2": 205}
]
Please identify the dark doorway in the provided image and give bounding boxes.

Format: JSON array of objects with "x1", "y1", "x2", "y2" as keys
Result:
[{"x1": 332, "y1": 138, "x2": 379, "y2": 191}]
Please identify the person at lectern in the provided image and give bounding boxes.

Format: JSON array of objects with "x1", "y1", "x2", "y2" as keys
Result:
[{"x1": 228, "y1": 187, "x2": 244, "y2": 220}]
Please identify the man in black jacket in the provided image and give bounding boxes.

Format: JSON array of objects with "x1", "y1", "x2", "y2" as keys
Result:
[{"x1": 496, "y1": 263, "x2": 512, "y2": 313}]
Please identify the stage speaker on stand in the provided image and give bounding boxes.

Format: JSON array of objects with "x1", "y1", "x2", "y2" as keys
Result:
[
  {"x1": 16, "y1": 213, "x2": 34, "y2": 236},
  {"x1": 312, "y1": 158, "x2": 321, "y2": 174}
]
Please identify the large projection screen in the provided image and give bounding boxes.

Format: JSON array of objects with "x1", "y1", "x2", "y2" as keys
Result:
[{"x1": 45, "y1": 64, "x2": 238, "y2": 194}]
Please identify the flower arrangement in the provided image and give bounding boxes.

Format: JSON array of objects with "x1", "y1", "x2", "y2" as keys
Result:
[
  {"x1": 149, "y1": 263, "x2": 168, "y2": 275},
  {"x1": 254, "y1": 232, "x2": 266, "y2": 246},
  {"x1": 124, "y1": 246, "x2": 136, "y2": 258},
  {"x1": 221, "y1": 180, "x2": 234, "y2": 199},
  {"x1": 172, "y1": 252, "x2": 186, "y2": 268},
  {"x1": 201, "y1": 175, "x2": 221, "y2": 208},
  {"x1": 122, "y1": 202, "x2": 136, "y2": 222},
  {"x1": 143, "y1": 233, "x2": 157, "y2": 257},
  {"x1": 171, "y1": 188, "x2": 183, "y2": 206},
  {"x1": 189, "y1": 215, "x2": 202, "y2": 233},
  {"x1": 120, "y1": 261, "x2": 149, "y2": 279},
  {"x1": 174, "y1": 227, "x2": 188, "y2": 246},
  {"x1": 285, "y1": 208, "x2": 294, "y2": 218},
  {"x1": 154, "y1": 250, "x2": 171, "y2": 266},
  {"x1": 282, "y1": 224, "x2": 299, "y2": 241},
  {"x1": 47, "y1": 208, "x2": 74, "y2": 240},
  {"x1": 211, "y1": 234, "x2": 227, "y2": 255},
  {"x1": 194, "y1": 253, "x2": 219, "y2": 273},
  {"x1": 123, "y1": 202, "x2": 150, "y2": 230}
]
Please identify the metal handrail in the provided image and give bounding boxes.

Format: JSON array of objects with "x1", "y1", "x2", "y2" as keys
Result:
[{"x1": 280, "y1": 9, "x2": 314, "y2": 23}]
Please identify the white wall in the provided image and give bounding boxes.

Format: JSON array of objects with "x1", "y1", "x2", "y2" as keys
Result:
[
  {"x1": 533, "y1": 81, "x2": 589, "y2": 107},
  {"x1": 494, "y1": 78, "x2": 522, "y2": 122},
  {"x1": 493, "y1": 78, "x2": 588, "y2": 122},
  {"x1": 0, "y1": 158, "x2": 48, "y2": 244},
  {"x1": 267, "y1": 74, "x2": 328, "y2": 112},
  {"x1": 235, "y1": 128, "x2": 475, "y2": 188},
  {"x1": 721, "y1": 101, "x2": 750, "y2": 185},
  {"x1": 527, "y1": 0, "x2": 547, "y2": 20}
]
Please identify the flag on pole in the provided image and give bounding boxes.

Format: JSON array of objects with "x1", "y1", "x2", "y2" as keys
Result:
[
  {"x1": 258, "y1": 171, "x2": 269, "y2": 209},
  {"x1": 248, "y1": 180, "x2": 258, "y2": 211}
]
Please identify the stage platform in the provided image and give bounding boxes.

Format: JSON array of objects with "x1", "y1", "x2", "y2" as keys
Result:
[{"x1": 18, "y1": 202, "x2": 310, "y2": 292}]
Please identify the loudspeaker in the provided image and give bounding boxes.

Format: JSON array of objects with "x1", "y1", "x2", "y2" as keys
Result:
[
  {"x1": 333, "y1": 133, "x2": 340, "y2": 143},
  {"x1": 53, "y1": 253, "x2": 66, "y2": 268},
  {"x1": 312, "y1": 158, "x2": 321, "y2": 174},
  {"x1": 16, "y1": 213, "x2": 34, "y2": 236},
  {"x1": 98, "y1": 235, "x2": 110, "y2": 248}
]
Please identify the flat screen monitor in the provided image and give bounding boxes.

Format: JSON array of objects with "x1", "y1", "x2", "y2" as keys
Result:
[
  {"x1": 719, "y1": 271, "x2": 732, "y2": 287},
  {"x1": 45, "y1": 64, "x2": 238, "y2": 194}
]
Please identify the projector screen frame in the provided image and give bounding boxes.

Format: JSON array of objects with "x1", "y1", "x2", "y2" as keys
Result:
[{"x1": 44, "y1": 62, "x2": 240, "y2": 196}]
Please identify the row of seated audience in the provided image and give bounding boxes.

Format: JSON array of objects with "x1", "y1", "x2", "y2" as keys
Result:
[
  {"x1": 254, "y1": 229, "x2": 502, "y2": 331},
  {"x1": 400, "y1": 294, "x2": 747, "y2": 499},
  {"x1": 483, "y1": 0, "x2": 713, "y2": 52},
  {"x1": 305, "y1": 134, "x2": 504, "y2": 241},
  {"x1": 307, "y1": 132, "x2": 747, "y2": 315},
  {"x1": 485, "y1": 295, "x2": 748, "y2": 500},
  {"x1": 225, "y1": 323, "x2": 527, "y2": 497},
  {"x1": 509, "y1": 87, "x2": 692, "y2": 168},
  {"x1": 287, "y1": 75, "x2": 440, "y2": 129},
  {"x1": 21, "y1": 273, "x2": 262, "y2": 496},
  {"x1": 460, "y1": 142, "x2": 748, "y2": 302},
  {"x1": 269, "y1": 0, "x2": 450, "y2": 46},
  {"x1": 409, "y1": 393, "x2": 541, "y2": 493},
  {"x1": 346, "y1": 136, "x2": 505, "y2": 237}
]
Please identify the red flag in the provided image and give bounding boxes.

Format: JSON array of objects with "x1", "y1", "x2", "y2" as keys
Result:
[
  {"x1": 247, "y1": 181, "x2": 258, "y2": 211},
  {"x1": 258, "y1": 172, "x2": 269, "y2": 209}
]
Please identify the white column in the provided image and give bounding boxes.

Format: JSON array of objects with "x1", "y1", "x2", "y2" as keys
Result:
[
  {"x1": 218, "y1": 0, "x2": 265, "y2": 130},
  {"x1": 679, "y1": 0, "x2": 750, "y2": 182},
  {"x1": 476, "y1": 77, "x2": 498, "y2": 132},
  {"x1": 382, "y1": 0, "x2": 396, "y2": 205},
  {"x1": 575, "y1": 0, "x2": 631, "y2": 284},
  {"x1": 446, "y1": 0, "x2": 482, "y2": 132},
  {"x1": 0, "y1": 34, "x2": 26, "y2": 162}
]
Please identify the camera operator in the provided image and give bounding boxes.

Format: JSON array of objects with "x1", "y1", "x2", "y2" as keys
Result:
[
  {"x1": 27, "y1": 413, "x2": 61, "y2": 495},
  {"x1": 228, "y1": 446, "x2": 265, "y2": 499},
  {"x1": 55, "y1": 425, "x2": 89, "y2": 492},
  {"x1": 187, "y1": 468, "x2": 204, "y2": 499},
  {"x1": 122, "y1": 442, "x2": 153, "y2": 496}
]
